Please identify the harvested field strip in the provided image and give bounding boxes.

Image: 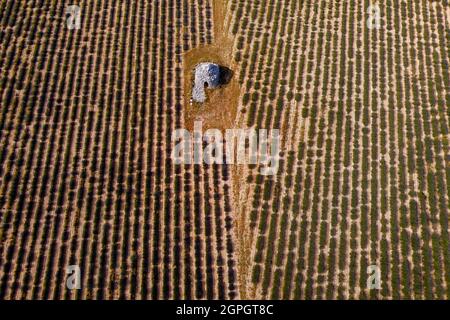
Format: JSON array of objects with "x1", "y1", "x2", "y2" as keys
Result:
[{"x1": 229, "y1": 0, "x2": 450, "y2": 299}]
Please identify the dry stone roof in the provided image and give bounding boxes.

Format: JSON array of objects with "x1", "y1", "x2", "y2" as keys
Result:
[{"x1": 192, "y1": 62, "x2": 220, "y2": 103}]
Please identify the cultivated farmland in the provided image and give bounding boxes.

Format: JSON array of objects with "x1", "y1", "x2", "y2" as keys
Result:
[
  {"x1": 230, "y1": 0, "x2": 450, "y2": 299},
  {"x1": 0, "y1": 0, "x2": 449, "y2": 300},
  {"x1": 0, "y1": 0, "x2": 237, "y2": 299}
]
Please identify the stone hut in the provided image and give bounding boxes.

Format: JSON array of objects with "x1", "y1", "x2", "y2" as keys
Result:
[{"x1": 192, "y1": 62, "x2": 220, "y2": 103}]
